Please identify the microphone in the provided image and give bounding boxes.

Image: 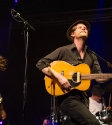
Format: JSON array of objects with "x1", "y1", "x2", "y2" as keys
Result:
[
  {"x1": 11, "y1": 9, "x2": 20, "y2": 17},
  {"x1": 11, "y1": 9, "x2": 35, "y2": 30}
]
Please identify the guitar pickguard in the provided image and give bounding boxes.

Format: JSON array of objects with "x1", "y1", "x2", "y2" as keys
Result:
[{"x1": 68, "y1": 79, "x2": 81, "y2": 87}]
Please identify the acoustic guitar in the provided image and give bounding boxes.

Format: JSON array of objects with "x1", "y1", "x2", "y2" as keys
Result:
[{"x1": 44, "y1": 61, "x2": 112, "y2": 96}]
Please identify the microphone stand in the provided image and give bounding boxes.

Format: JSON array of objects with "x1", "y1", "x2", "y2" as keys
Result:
[
  {"x1": 12, "y1": 11, "x2": 35, "y2": 125},
  {"x1": 89, "y1": 49, "x2": 112, "y2": 68},
  {"x1": 50, "y1": 82, "x2": 57, "y2": 125}
]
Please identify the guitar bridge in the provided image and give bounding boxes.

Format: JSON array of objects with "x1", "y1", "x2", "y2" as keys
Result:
[{"x1": 60, "y1": 71, "x2": 64, "y2": 76}]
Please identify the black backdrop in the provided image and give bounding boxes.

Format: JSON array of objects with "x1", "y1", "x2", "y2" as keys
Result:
[{"x1": 0, "y1": 19, "x2": 112, "y2": 125}]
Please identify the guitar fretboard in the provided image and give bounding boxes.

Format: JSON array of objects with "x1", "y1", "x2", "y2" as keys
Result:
[{"x1": 81, "y1": 74, "x2": 112, "y2": 80}]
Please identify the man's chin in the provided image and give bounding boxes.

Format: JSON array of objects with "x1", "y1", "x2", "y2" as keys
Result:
[{"x1": 80, "y1": 35, "x2": 88, "y2": 40}]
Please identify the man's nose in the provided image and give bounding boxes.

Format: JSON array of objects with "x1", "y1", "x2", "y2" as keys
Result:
[
  {"x1": 98, "y1": 97, "x2": 101, "y2": 99},
  {"x1": 82, "y1": 27, "x2": 86, "y2": 30}
]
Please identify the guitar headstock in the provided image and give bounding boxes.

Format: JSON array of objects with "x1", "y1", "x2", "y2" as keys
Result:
[{"x1": 0, "y1": 56, "x2": 7, "y2": 71}]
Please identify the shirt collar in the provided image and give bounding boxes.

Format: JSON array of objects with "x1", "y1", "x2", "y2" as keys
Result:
[{"x1": 69, "y1": 43, "x2": 88, "y2": 51}]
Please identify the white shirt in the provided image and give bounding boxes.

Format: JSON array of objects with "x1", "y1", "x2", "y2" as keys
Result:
[{"x1": 89, "y1": 97, "x2": 103, "y2": 115}]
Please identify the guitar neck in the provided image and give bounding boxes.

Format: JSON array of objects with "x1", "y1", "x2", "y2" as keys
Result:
[{"x1": 82, "y1": 74, "x2": 112, "y2": 80}]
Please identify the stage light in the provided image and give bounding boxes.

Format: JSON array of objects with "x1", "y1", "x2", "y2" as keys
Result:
[
  {"x1": 14, "y1": 0, "x2": 18, "y2": 3},
  {"x1": 0, "y1": 121, "x2": 3, "y2": 125}
]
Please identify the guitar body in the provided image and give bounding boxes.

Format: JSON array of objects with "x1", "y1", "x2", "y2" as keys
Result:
[{"x1": 44, "y1": 61, "x2": 91, "y2": 96}]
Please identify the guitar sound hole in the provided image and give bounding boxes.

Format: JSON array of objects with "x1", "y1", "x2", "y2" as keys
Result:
[{"x1": 72, "y1": 73, "x2": 77, "y2": 82}]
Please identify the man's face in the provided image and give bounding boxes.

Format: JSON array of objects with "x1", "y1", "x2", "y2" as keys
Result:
[
  {"x1": 43, "y1": 119, "x2": 50, "y2": 125},
  {"x1": 71, "y1": 23, "x2": 88, "y2": 39},
  {"x1": 93, "y1": 94, "x2": 102, "y2": 102}
]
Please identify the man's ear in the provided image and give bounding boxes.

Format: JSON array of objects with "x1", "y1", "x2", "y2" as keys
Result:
[{"x1": 71, "y1": 32, "x2": 75, "y2": 37}]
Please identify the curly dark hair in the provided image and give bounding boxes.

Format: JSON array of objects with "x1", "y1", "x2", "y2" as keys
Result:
[{"x1": 0, "y1": 55, "x2": 7, "y2": 71}]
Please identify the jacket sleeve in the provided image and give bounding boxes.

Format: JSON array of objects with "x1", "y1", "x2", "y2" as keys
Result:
[{"x1": 36, "y1": 47, "x2": 63, "y2": 71}]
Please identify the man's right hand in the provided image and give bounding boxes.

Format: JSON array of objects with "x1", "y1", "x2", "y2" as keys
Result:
[
  {"x1": 57, "y1": 74, "x2": 71, "y2": 91},
  {"x1": 0, "y1": 109, "x2": 7, "y2": 120},
  {"x1": 106, "y1": 106, "x2": 111, "y2": 110},
  {"x1": 42, "y1": 67, "x2": 71, "y2": 90}
]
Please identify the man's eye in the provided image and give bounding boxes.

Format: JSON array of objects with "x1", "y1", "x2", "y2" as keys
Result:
[{"x1": 77, "y1": 27, "x2": 81, "y2": 29}]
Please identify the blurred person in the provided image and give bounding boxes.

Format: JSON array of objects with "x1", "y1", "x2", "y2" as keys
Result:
[
  {"x1": 89, "y1": 85, "x2": 111, "y2": 115},
  {"x1": 42, "y1": 119, "x2": 50, "y2": 125}
]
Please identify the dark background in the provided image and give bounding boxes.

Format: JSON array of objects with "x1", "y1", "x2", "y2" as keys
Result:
[{"x1": 0, "y1": 0, "x2": 112, "y2": 125}]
